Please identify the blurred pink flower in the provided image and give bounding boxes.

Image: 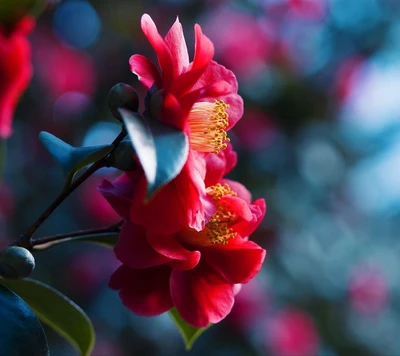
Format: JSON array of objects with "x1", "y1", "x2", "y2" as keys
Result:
[
  {"x1": 266, "y1": 308, "x2": 319, "y2": 356},
  {"x1": 349, "y1": 264, "x2": 389, "y2": 315},
  {"x1": 33, "y1": 33, "x2": 96, "y2": 99},
  {"x1": 233, "y1": 109, "x2": 277, "y2": 151},
  {"x1": 334, "y1": 56, "x2": 364, "y2": 103},
  {"x1": 288, "y1": 0, "x2": 327, "y2": 20},
  {"x1": 202, "y1": 7, "x2": 272, "y2": 78}
]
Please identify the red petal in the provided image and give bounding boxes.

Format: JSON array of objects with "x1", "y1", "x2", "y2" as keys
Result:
[
  {"x1": 231, "y1": 198, "x2": 266, "y2": 238},
  {"x1": 205, "y1": 143, "x2": 237, "y2": 187},
  {"x1": 129, "y1": 54, "x2": 162, "y2": 89},
  {"x1": 147, "y1": 232, "x2": 200, "y2": 270},
  {"x1": 170, "y1": 263, "x2": 235, "y2": 327},
  {"x1": 222, "y1": 179, "x2": 252, "y2": 204},
  {"x1": 164, "y1": 17, "x2": 189, "y2": 75},
  {"x1": 110, "y1": 264, "x2": 173, "y2": 316},
  {"x1": 172, "y1": 24, "x2": 214, "y2": 97},
  {"x1": 140, "y1": 14, "x2": 174, "y2": 90},
  {"x1": 97, "y1": 174, "x2": 135, "y2": 219},
  {"x1": 160, "y1": 92, "x2": 185, "y2": 130},
  {"x1": 114, "y1": 221, "x2": 170, "y2": 268},
  {"x1": 201, "y1": 240, "x2": 266, "y2": 284},
  {"x1": 130, "y1": 154, "x2": 210, "y2": 234}
]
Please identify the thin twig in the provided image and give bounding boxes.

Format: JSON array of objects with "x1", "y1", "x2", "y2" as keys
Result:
[
  {"x1": 18, "y1": 129, "x2": 127, "y2": 248},
  {"x1": 31, "y1": 220, "x2": 123, "y2": 247}
]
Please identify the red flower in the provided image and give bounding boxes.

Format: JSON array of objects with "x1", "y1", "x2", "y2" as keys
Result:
[
  {"x1": 108, "y1": 180, "x2": 266, "y2": 327},
  {"x1": 0, "y1": 17, "x2": 34, "y2": 138},
  {"x1": 127, "y1": 14, "x2": 243, "y2": 234}
]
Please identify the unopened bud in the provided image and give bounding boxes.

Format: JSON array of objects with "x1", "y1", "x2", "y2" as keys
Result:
[
  {"x1": 0, "y1": 246, "x2": 35, "y2": 279},
  {"x1": 108, "y1": 83, "x2": 139, "y2": 121}
]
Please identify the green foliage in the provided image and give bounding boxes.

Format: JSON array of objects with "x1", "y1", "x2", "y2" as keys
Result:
[
  {"x1": 169, "y1": 308, "x2": 210, "y2": 351},
  {"x1": 0, "y1": 283, "x2": 49, "y2": 356},
  {"x1": 120, "y1": 109, "x2": 188, "y2": 199},
  {"x1": 0, "y1": 278, "x2": 95, "y2": 356},
  {"x1": 39, "y1": 131, "x2": 113, "y2": 178},
  {"x1": 33, "y1": 232, "x2": 120, "y2": 250}
]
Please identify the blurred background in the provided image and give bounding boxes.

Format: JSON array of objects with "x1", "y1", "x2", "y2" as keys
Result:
[{"x1": 2, "y1": 0, "x2": 400, "y2": 355}]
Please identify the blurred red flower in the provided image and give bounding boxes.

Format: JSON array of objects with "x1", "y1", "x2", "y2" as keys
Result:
[
  {"x1": 128, "y1": 14, "x2": 243, "y2": 235},
  {"x1": 0, "y1": 16, "x2": 34, "y2": 138}
]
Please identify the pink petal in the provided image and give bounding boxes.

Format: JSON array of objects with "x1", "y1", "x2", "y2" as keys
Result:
[
  {"x1": 170, "y1": 263, "x2": 235, "y2": 327},
  {"x1": 97, "y1": 174, "x2": 135, "y2": 219},
  {"x1": 172, "y1": 24, "x2": 214, "y2": 97},
  {"x1": 129, "y1": 54, "x2": 162, "y2": 89},
  {"x1": 110, "y1": 264, "x2": 173, "y2": 316},
  {"x1": 160, "y1": 92, "x2": 185, "y2": 130},
  {"x1": 205, "y1": 143, "x2": 237, "y2": 187},
  {"x1": 201, "y1": 240, "x2": 266, "y2": 284},
  {"x1": 231, "y1": 198, "x2": 266, "y2": 238},
  {"x1": 147, "y1": 232, "x2": 200, "y2": 270},
  {"x1": 164, "y1": 17, "x2": 190, "y2": 75},
  {"x1": 222, "y1": 179, "x2": 252, "y2": 204},
  {"x1": 114, "y1": 221, "x2": 170, "y2": 268},
  {"x1": 140, "y1": 14, "x2": 174, "y2": 90}
]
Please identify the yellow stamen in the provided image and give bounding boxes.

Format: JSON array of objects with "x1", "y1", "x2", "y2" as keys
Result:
[{"x1": 188, "y1": 100, "x2": 230, "y2": 154}]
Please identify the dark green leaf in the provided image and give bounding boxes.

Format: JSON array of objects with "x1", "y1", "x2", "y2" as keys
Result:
[
  {"x1": 0, "y1": 283, "x2": 49, "y2": 356},
  {"x1": 0, "y1": 278, "x2": 95, "y2": 356},
  {"x1": 169, "y1": 308, "x2": 210, "y2": 350},
  {"x1": 120, "y1": 109, "x2": 189, "y2": 199},
  {"x1": 39, "y1": 131, "x2": 113, "y2": 176},
  {"x1": 33, "y1": 232, "x2": 120, "y2": 251}
]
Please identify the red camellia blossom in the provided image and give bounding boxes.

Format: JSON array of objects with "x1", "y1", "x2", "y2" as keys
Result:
[
  {"x1": 99, "y1": 147, "x2": 266, "y2": 327},
  {"x1": 128, "y1": 14, "x2": 244, "y2": 235},
  {"x1": 0, "y1": 16, "x2": 34, "y2": 138}
]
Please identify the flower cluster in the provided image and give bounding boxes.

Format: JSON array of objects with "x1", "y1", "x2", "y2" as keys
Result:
[
  {"x1": 99, "y1": 14, "x2": 266, "y2": 328},
  {"x1": 0, "y1": 16, "x2": 34, "y2": 139}
]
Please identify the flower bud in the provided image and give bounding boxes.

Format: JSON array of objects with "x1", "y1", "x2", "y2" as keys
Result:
[
  {"x1": 0, "y1": 246, "x2": 35, "y2": 279},
  {"x1": 108, "y1": 83, "x2": 139, "y2": 121}
]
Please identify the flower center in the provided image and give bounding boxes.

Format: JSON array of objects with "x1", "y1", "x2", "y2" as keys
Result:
[
  {"x1": 205, "y1": 183, "x2": 238, "y2": 245},
  {"x1": 188, "y1": 100, "x2": 230, "y2": 154}
]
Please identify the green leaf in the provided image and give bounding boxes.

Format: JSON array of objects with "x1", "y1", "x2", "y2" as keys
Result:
[
  {"x1": 33, "y1": 232, "x2": 120, "y2": 251},
  {"x1": 0, "y1": 283, "x2": 49, "y2": 356},
  {"x1": 169, "y1": 308, "x2": 210, "y2": 350},
  {"x1": 39, "y1": 131, "x2": 113, "y2": 176},
  {"x1": 120, "y1": 109, "x2": 188, "y2": 199},
  {"x1": 0, "y1": 278, "x2": 95, "y2": 356}
]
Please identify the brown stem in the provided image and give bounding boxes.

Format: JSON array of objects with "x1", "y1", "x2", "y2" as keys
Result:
[{"x1": 31, "y1": 220, "x2": 123, "y2": 248}]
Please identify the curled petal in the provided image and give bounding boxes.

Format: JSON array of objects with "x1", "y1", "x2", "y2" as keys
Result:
[
  {"x1": 164, "y1": 17, "x2": 189, "y2": 74},
  {"x1": 141, "y1": 14, "x2": 174, "y2": 90},
  {"x1": 231, "y1": 198, "x2": 266, "y2": 238},
  {"x1": 205, "y1": 144, "x2": 237, "y2": 187},
  {"x1": 170, "y1": 264, "x2": 235, "y2": 327},
  {"x1": 147, "y1": 232, "x2": 200, "y2": 270},
  {"x1": 201, "y1": 240, "x2": 266, "y2": 284},
  {"x1": 97, "y1": 174, "x2": 135, "y2": 219},
  {"x1": 110, "y1": 264, "x2": 173, "y2": 316},
  {"x1": 129, "y1": 54, "x2": 162, "y2": 89},
  {"x1": 115, "y1": 221, "x2": 170, "y2": 268}
]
